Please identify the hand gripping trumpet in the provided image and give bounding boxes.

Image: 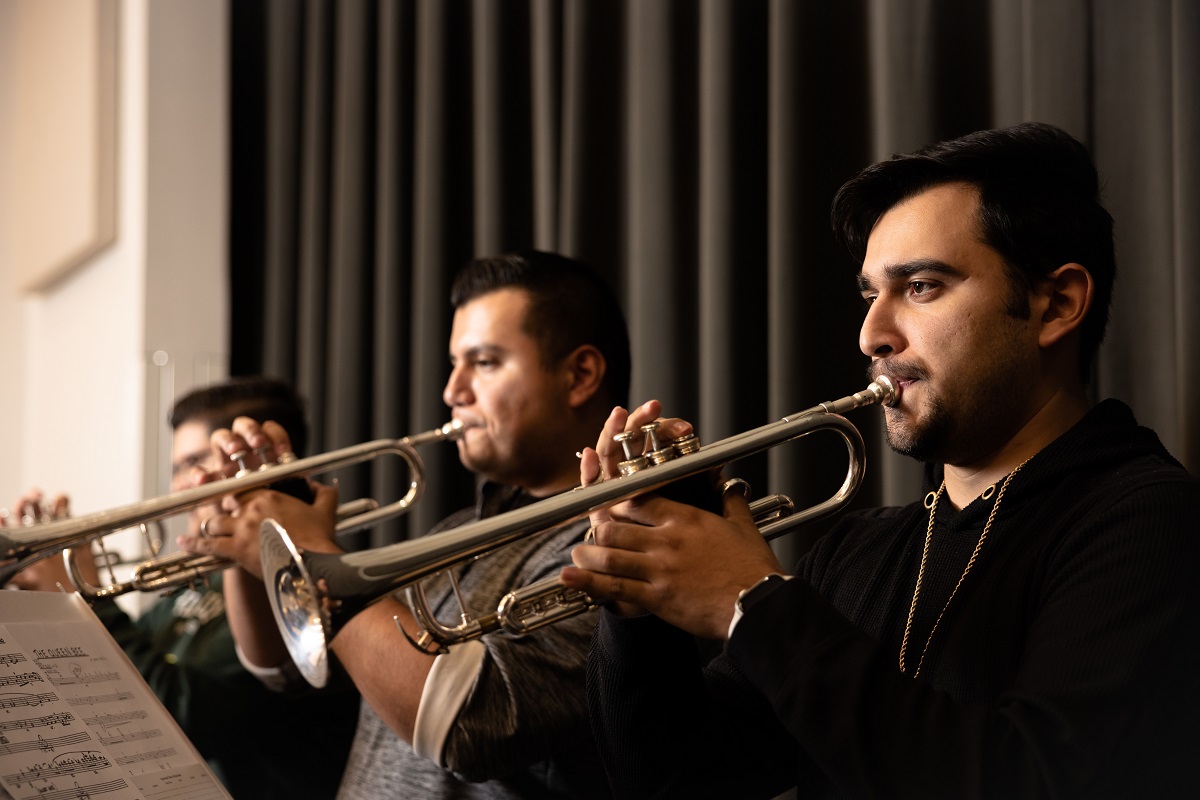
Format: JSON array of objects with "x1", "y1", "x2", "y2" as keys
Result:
[
  {"x1": 261, "y1": 376, "x2": 899, "y2": 688},
  {"x1": 0, "y1": 421, "x2": 464, "y2": 595}
]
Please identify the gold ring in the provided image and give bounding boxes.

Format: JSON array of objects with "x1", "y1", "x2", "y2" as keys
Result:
[
  {"x1": 584, "y1": 526, "x2": 596, "y2": 544},
  {"x1": 199, "y1": 514, "x2": 228, "y2": 539}
]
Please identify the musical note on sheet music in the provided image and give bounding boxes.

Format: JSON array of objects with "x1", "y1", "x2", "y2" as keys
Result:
[{"x1": 0, "y1": 592, "x2": 231, "y2": 800}]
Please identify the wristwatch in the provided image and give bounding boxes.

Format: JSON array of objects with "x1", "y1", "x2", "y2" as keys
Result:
[
  {"x1": 728, "y1": 573, "x2": 791, "y2": 639},
  {"x1": 735, "y1": 572, "x2": 791, "y2": 615}
]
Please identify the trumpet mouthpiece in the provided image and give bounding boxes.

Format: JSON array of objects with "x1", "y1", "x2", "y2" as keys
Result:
[{"x1": 874, "y1": 375, "x2": 900, "y2": 407}]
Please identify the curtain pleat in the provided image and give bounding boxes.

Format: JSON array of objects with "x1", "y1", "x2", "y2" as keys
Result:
[
  {"x1": 295, "y1": 0, "x2": 333, "y2": 440},
  {"x1": 324, "y1": 0, "x2": 376, "y2": 515},
  {"x1": 370, "y1": 0, "x2": 415, "y2": 546},
  {"x1": 530, "y1": 0, "x2": 561, "y2": 248},
  {"x1": 1173, "y1": 0, "x2": 1200, "y2": 470},
  {"x1": 261, "y1": 0, "x2": 303, "y2": 380},
  {"x1": 230, "y1": 0, "x2": 1200, "y2": 550}
]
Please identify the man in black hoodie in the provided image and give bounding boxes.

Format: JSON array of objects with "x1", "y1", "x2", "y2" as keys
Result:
[{"x1": 564, "y1": 123, "x2": 1200, "y2": 798}]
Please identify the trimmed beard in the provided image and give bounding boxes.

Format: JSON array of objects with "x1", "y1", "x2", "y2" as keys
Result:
[
  {"x1": 878, "y1": 329, "x2": 1033, "y2": 467},
  {"x1": 884, "y1": 391, "x2": 953, "y2": 463}
]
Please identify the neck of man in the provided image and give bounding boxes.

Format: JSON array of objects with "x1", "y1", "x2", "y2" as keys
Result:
[
  {"x1": 521, "y1": 407, "x2": 612, "y2": 499},
  {"x1": 522, "y1": 472, "x2": 580, "y2": 499},
  {"x1": 941, "y1": 384, "x2": 1090, "y2": 510}
]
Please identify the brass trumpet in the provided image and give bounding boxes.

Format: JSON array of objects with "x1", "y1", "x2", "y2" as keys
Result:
[
  {"x1": 0, "y1": 421, "x2": 464, "y2": 593},
  {"x1": 261, "y1": 377, "x2": 898, "y2": 688}
]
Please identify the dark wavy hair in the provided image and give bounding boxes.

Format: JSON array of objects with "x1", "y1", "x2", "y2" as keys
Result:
[{"x1": 831, "y1": 122, "x2": 1115, "y2": 381}]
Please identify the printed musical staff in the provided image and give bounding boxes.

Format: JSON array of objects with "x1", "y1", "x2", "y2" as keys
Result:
[
  {"x1": 0, "y1": 671, "x2": 44, "y2": 688},
  {"x1": 66, "y1": 690, "x2": 135, "y2": 706},
  {"x1": 82, "y1": 711, "x2": 148, "y2": 730},
  {"x1": 41, "y1": 662, "x2": 122, "y2": 687},
  {"x1": 98, "y1": 728, "x2": 162, "y2": 747},
  {"x1": 0, "y1": 730, "x2": 91, "y2": 756},
  {"x1": 19, "y1": 777, "x2": 129, "y2": 800},
  {"x1": 114, "y1": 747, "x2": 178, "y2": 767},
  {"x1": 0, "y1": 690, "x2": 59, "y2": 710},
  {"x1": 4, "y1": 748, "x2": 111, "y2": 784},
  {"x1": 0, "y1": 711, "x2": 75, "y2": 733}
]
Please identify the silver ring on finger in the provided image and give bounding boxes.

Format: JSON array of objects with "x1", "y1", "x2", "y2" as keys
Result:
[{"x1": 721, "y1": 478, "x2": 751, "y2": 499}]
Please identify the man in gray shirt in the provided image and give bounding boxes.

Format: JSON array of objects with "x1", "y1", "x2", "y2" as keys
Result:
[{"x1": 182, "y1": 251, "x2": 628, "y2": 798}]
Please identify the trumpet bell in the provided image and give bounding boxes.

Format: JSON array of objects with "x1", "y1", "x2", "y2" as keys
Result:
[{"x1": 262, "y1": 519, "x2": 333, "y2": 687}]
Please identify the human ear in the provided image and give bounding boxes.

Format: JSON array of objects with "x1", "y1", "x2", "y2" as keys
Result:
[
  {"x1": 1038, "y1": 263, "x2": 1093, "y2": 348},
  {"x1": 563, "y1": 345, "x2": 607, "y2": 408}
]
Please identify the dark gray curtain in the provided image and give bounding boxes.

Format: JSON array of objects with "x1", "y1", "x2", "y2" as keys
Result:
[{"x1": 229, "y1": 0, "x2": 1200, "y2": 558}]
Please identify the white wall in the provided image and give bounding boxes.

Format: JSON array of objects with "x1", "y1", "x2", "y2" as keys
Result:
[
  {"x1": 0, "y1": 0, "x2": 228, "y2": 586},
  {"x1": 0, "y1": 0, "x2": 26, "y2": 503}
]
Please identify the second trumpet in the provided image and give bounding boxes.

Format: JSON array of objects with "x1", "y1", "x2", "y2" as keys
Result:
[{"x1": 261, "y1": 376, "x2": 899, "y2": 688}]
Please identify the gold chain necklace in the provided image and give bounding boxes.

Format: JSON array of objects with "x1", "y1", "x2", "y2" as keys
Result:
[{"x1": 898, "y1": 456, "x2": 1033, "y2": 678}]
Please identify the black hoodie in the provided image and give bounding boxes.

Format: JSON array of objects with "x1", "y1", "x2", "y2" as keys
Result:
[{"x1": 589, "y1": 400, "x2": 1200, "y2": 799}]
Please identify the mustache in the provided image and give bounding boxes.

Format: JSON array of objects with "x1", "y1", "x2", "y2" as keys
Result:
[
  {"x1": 868, "y1": 359, "x2": 928, "y2": 384},
  {"x1": 450, "y1": 414, "x2": 484, "y2": 431}
]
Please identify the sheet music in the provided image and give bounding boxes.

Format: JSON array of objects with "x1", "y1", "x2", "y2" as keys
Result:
[{"x1": 0, "y1": 591, "x2": 230, "y2": 800}]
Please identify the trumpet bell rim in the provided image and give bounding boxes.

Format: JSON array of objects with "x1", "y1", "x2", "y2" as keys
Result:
[{"x1": 261, "y1": 518, "x2": 332, "y2": 688}]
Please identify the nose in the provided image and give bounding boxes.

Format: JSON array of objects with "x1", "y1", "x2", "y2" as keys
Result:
[
  {"x1": 859, "y1": 296, "x2": 903, "y2": 358},
  {"x1": 442, "y1": 363, "x2": 473, "y2": 408}
]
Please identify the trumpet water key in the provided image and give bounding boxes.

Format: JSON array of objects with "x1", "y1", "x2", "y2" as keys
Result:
[{"x1": 262, "y1": 377, "x2": 899, "y2": 688}]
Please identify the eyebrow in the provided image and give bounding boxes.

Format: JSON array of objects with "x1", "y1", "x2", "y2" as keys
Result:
[
  {"x1": 449, "y1": 344, "x2": 505, "y2": 363},
  {"x1": 856, "y1": 258, "x2": 966, "y2": 292}
]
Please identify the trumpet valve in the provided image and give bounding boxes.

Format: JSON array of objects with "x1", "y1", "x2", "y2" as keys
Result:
[
  {"x1": 671, "y1": 432, "x2": 701, "y2": 457},
  {"x1": 643, "y1": 423, "x2": 677, "y2": 466},
  {"x1": 614, "y1": 430, "x2": 649, "y2": 476},
  {"x1": 230, "y1": 449, "x2": 253, "y2": 478},
  {"x1": 617, "y1": 420, "x2": 688, "y2": 474},
  {"x1": 230, "y1": 445, "x2": 283, "y2": 478}
]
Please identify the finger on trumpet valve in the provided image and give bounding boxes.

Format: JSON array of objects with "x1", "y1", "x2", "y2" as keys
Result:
[
  {"x1": 616, "y1": 420, "x2": 702, "y2": 476},
  {"x1": 614, "y1": 429, "x2": 649, "y2": 476},
  {"x1": 253, "y1": 445, "x2": 274, "y2": 467},
  {"x1": 229, "y1": 449, "x2": 254, "y2": 478},
  {"x1": 230, "y1": 447, "x2": 275, "y2": 478},
  {"x1": 643, "y1": 422, "x2": 676, "y2": 466}
]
